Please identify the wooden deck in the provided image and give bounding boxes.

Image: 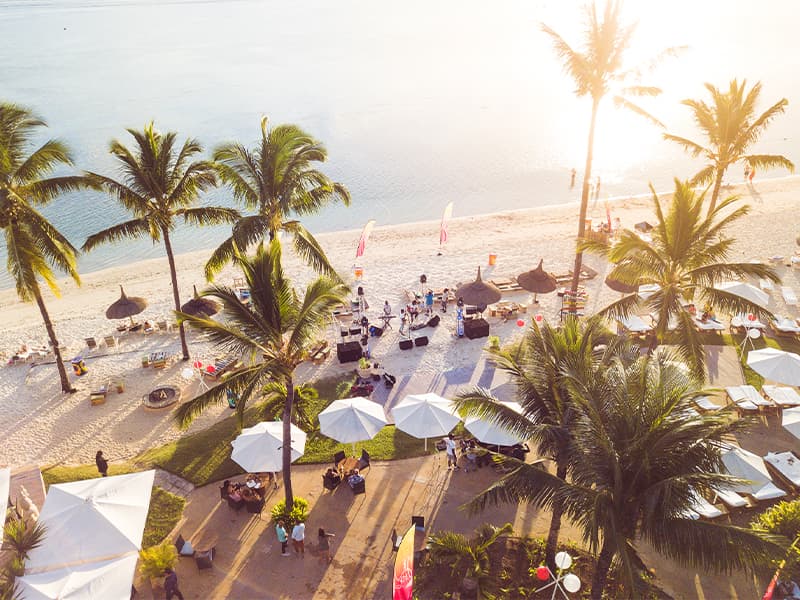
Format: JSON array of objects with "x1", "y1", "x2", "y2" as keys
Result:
[{"x1": 9, "y1": 464, "x2": 46, "y2": 510}]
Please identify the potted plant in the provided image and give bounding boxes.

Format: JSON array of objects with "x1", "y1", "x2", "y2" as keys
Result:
[
  {"x1": 138, "y1": 541, "x2": 178, "y2": 594},
  {"x1": 487, "y1": 335, "x2": 501, "y2": 351},
  {"x1": 357, "y1": 357, "x2": 371, "y2": 379}
]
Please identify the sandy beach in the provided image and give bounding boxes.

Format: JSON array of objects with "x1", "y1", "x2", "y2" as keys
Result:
[{"x1": 1, "y1": 176, "x2": 799, "y2": 469}]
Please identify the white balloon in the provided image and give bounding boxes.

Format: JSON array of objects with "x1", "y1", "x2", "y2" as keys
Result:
[
  {"x1": 181, "y1": 368, "x2": 194, "y2": 380},
  {"x1": 554, "y1": 551, "x2": 572, "y2": 570},
  {"x1": 563, "y1": 573, "x2": 581, "y2": 593}
]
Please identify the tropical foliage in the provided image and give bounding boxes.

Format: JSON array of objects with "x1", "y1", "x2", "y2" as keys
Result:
[
  {"x1": 0, "y1": 103, "x2": 91, "y2": 393},
  {"x1": 664, "y1": 79, "x2": 793, "y2": 213},
  {"x1": 542, "y1": 1, "x2": 678, "y2": 293},
  {"x1": 204, "y1": 117, "x2": 350, "y2": 280},
  {"x1": 581, "y1": 179, "x2": 779, "y2": 379},
  {"x1": 176, "y1": 238, "x2": 348, "y2": 508},
  {"x1": 83, "y1": 122, "x2": 239, "y2": 360},
  {"x1": 751, "y1": 500, "x2": 800, "y2": 581},
  {"x1": 0, "y1": 510, "x2": 46, "y2": 599}
]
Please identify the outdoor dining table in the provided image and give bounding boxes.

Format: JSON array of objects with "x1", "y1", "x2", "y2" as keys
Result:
[{"x1": 338, "y1": 457, "x2": 359, "y2": 477}]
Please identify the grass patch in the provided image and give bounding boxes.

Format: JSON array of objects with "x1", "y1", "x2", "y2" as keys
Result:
[
  {"x1": 727, "y1": 330, "x2": 800, "y2": 389},
  {"x1": 42, "y1": 462, "x2": 137, "y2": 485}
]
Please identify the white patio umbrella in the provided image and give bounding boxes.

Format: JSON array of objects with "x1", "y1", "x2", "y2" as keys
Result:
[
  {"x1": 18, "y1": 554, "x2": 139, "y2": 600},
  {"x1": 391, "y1": 393, "x2": 461, "y2": 450},
  {"x1": 231, "y1": 421, "x2": 307, "y2": 473},
  {"x1": 464, "y1": 401, "x2": 525, "y2": 447},
  {"x1": 782, "y1": 406, "x2": 800, "y2": 440},
  {"x1": 0, "y1": 467, "x2": 9, "y2": 548},
  {"x1": 715, "y1": 281, "x2": 769, "y2": 308},
  {"x1": 25, "y1": 470, "x2": 155, "y2": 572},
  {"x1": 720, "y1": 446, "x2": 786, "y2": 500},
  {"x1": 746, "y1": 347, "x2": 800, "y2": 386},
  {"x1": 318, "y1": 397, "x2": 388, "y2": 456}
]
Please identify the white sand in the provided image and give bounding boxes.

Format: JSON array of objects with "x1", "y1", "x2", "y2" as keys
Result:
[{"x1": 1, "y1": 178, "x2": 798, "y2": 468}]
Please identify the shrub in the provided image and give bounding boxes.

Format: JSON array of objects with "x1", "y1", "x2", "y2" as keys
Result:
[
  {"x1": 138, "y1": 542, "x2": 178, "y2": 581},
  {"x1": 270, "y1": 497, "x2": 309, "y2": 528},
  {"x1": 752, "y1": 499, "x2": 800, "y2": 579}
]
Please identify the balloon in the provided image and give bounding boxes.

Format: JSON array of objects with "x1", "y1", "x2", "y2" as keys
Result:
[
  {"x1": 563, "y1": 574, "x2": 581, "y2": 593},
  {"x1": 193, "y1": 360, "x2": 202, "y2": 369},
  {"x1": 536, "y1": 566, "x2": 549, "y2": 581},
  {"x1": 181, "y1": 368, "x2": 194, "y2": 380},
  {"x1": 747, "y1": 313, "x2": 756, "y2": 321},
  {"x1": 206, "y1": 365, "x2": 216, "y2": 373},
  {"x1": 554, "y1": 551, "x2": 572, "y2": 570},
  {"x1": 535, "y1": 313, "x2": 543, "y2": 322},
  {"x1": 516, "y1": 319, "x2": 525, "y2": 327}
]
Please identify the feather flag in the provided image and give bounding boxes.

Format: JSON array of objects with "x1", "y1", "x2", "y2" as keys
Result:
[
  {"x1": 440, "y1": 201, "x2": 453, "y2": 246},
  {"x1": 355, "y1": 219, "x2": 376, "y2": 259},
  {"x1": 393, "y1": 524, "x2": 416, "y2": 600},
  {"x1": 605, "y1": 201, "x2": 612, "y2": 233}
]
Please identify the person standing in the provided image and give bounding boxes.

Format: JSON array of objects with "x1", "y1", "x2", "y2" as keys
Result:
[
  {"x1": 744, "y1": 163, "x2": 752, "y2": 181},
  {"x1": 569, "y1": 168, "x2": 576, "y2": 189},
  {"x1": 445, "y1": 434, "x2": 459, "y2": 470},
  {"x1": 594, "y1": 175, "x2": 601, "y2": 200},
  {"x1": 95, "y1": 450, "x2": 108, "y2": 477},
  {"x1": 441, "y1": 288, "x2": 450, "y2": 313},
  {"x1": 399, "y1": 309, "x2": 408, "y2": 336},
  {"x1": 425, "y1": 290, "x2": 434, "y2": 315},
  {"x1": 163, "y1": 567, "x2": 185, "y2": 600},
  {"x1": 291, "y1": 520, "x2": 306, "y2": 558},
  {"x1": 276, "y1": 520, "x2": 290, "y2": 556},
  {"x1": 317, "y1": 528, "x2": 336, "y2": 564},
  {"x1": 749, "y1": 165, "x2": 756, "y2": 183}
]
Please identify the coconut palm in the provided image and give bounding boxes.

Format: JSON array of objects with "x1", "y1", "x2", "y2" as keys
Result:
[
  {"x1": 542, "y1": 1, "x2": 679, "y2": 294},
  {"x1": 469, "y1": 354, "x2": 782, "y2": 598},
  {"x1": 455, "y1": 316, "x2": 631, "y2": 570},
  {"x1": 204, "y1": 117, "x2": 350, "y2": 281},
  {"x1": 82, "y1": 123, "x2": 239, "y2": 360},
  {"x1": 427, "y1": 522, "x2": 514, "y2": 597},
  {"x1": 176, "y1": 238, "x2": 348, "y2": 508},
  {"x1": 581, "y1": 179, "x2": 780, "y2": 380},
  {"x1": 664, "y1": 79, "x2": 793, "y2": 214},
  {"x1": 0, "y1": 103, "x2": 92, "y2": 393}
]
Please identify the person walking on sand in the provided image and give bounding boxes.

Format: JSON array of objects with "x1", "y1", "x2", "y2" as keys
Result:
[
  {"x1": 291, "y1": 520, "x2": 306, "y2": 558},
  {"x1": 95, "y1": 450, "x2": 108, "y2": 477},
  {"x1": 163, "y1": 567, "x2": 185, "y2": 600},
  {"x1": 569, "y1": 168, "x2": 576, "y2": 189},
  {"x1": 441, "y1": 288, "x2": 450, "y2": 313},
  {"x1": 445, "y1": 433, "x2": 459, "y2": 470},
  {"x1": 276, "y1": 520, "x2": 290, "y2": 556},
  {"x1": 744, "y1": 163, "x2": 751, "y2": 181},
  {"x1": 749, "y1": 165, "x2": 756, "y2": 183},
  {"x1": 317, "y1": 528, "x2": 336, "y2": 564},
  {"x1": 594, "y1": 175, "x2": 601, "y2": 200}
]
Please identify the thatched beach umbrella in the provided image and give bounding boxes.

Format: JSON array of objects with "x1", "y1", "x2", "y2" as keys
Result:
[
  {"x1": 517, "y1": 259, "x2": 557, "y2": 303},
  {"x1": 604, "y1": 275, "x2": 637, "y2": 295},
  {"x1": 455, "y1": 267, "x2": 501, "y2": 310},
  {"x1": 181, "y1": 285, "x2": 220, "y2": 317},
  {"x1": 106, "y1": 286, "x2": 147, "y2": 326}
]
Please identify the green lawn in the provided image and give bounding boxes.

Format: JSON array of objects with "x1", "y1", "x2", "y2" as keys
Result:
[{"x1": 728, "y1": 331, "x2": 800, "y2": 389}]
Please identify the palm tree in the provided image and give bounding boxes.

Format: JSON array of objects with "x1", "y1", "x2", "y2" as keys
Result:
[
  {"x1": 455, "y1": 316, "x2": 631, "y2": 570},
  {"x1": 0, "y1": 103, "x2": 91, "y2": 393},
  {"x1": 469, "y1": 354, "x2": 782, "y2": 598},
  {"x1": 427, "y1": 522, "x2": 514, "y2": 597},
  {"x1": 0, "y1": 509, "x2": 46, "y2": 598},
  {"x1": 204, "y1": 117, "x2": 350, "y2": 281},
  {"x1": 82, "y1": 123, "x2": 239, "y2": 360},
  {"x1": 176, "y1": 238, "x2": 348, "y2": 509},
  {"x1": 581, "y1": 179, "x2": 780, "y2": 379},
  {"x1": 542, "y1": 1, "x2": 678, "y2": 294},
  {"x1": 664, "y1": 79, "x2": 793, "y2": 214}
]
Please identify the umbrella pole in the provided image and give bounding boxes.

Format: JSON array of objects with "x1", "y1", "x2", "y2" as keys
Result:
[
  {"x1": 352, "y1": 442, "x2": 356, "y2": 458},
  {"x1": 424, "y1": 438, "x2": 428, "y2": 452},
  {"x1": 533, "y1": 292, "x2": 539, "y2": 304}
]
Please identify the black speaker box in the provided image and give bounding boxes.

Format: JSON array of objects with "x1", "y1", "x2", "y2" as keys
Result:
[
  {"x1": 414, "y1": 336, "x2": 429, "y2": 347},
  {"x1": 336, "y1": 341, "x2": 363, "y2": 363},
  {"x1": 399, "y1": 339, "x2": 414, "y2": 350},
  {"x1": 427, "y1": 314, "x2": 440, "y2": 327},
  {"x1": 464, "y1": 318, "x2": 490, "y2": 339}
]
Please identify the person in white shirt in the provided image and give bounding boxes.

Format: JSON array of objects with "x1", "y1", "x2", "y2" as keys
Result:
[
  {"x1": 291, "y1": 521, "x2": 306, "y2": 557},
  {"x1": 445, "y1": 434, "x2": 458, "y2": 470}
]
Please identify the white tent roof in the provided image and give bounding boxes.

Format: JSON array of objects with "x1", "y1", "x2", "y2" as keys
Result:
[
  {"x1": 17, "y1": 553, "x2": 138, "y2": 600},
  {"x1": 782, "y1": 406, "x2": 800, "y2": 439},
  {"x1": 465, "y1": 401, "x2": 525, "y2": 446},
  {"x1": 715, "y1": 281, "x2": 769, "y2": 308},
  {"x1": 0, "y1": 467, "x2": 9, "y2": 549},
  {"x1": 391, "y1": 393, "x2": 460, "y2": 439},
  {"x1": 318, "y1": 397, "x2": 387, "y2": 444},
  {"x1": 231, "y1": 421, "x2": 306, "y2": 473},
  {"x1": 26, "y1": 470, "x2": 155, "y2": 572},
  {"x1": 720, "y1": 446, "x2": 786, "y2": 499},
  {"x1": 747, "y1": 347, "x2": 800, "y2": 386}
]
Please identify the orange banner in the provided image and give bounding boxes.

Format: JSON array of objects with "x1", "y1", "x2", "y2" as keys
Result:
[{"x1": 393, "y1": 524, "x2": 416, "y2": 600}]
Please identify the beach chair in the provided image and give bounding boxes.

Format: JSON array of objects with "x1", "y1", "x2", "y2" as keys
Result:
[
  {"x1": 84, "y1": 338, "x2": 98, "y2": 352},
  {"x1": 103, "y1": 336, "x2": 119, "y2": 352},
  {"x1": 725, "y1": 385, "x2": 774, "y2": 415},
  {"x1": 712, "y1": 487, "x2": 748, "y2": 510},
  {"x1": 693, "y1": 396, "x2": 722, "y2": 413},
  {"x1": 156, "y1": 320, "x2": 170, "y2": 333},
  {"x1": 90, "y1": 382, "x2": 110, "y2": 406},
  {"x1": 693, "y1": 317, "x2": 725, "y2": 333},
  {"x1": 762, "y1": 385, "x2": 800, "y2": 409},
  {"x1": 686, "y1": 490, "x2": 725, "y2": 520},
  {"x1": 771, "y1": 317, "x2": 800, "y2": 338},
  {"x1": 759, "y1": 278, "x2": 774, "y2": 292},
  {"x1": 617, "y1": 315, "x2": 652, "y2": 338},
  {"x1": 764, "y1": 451, "x2": 800, "y2": 491},
  {"x1": 782, "y1": 286, "x2": 798, "y2": 306}
]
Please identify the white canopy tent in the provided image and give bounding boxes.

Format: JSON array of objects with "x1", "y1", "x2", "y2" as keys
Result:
[
  {"x1": 746, "y1": 347, "x2": 800, "y2": 386},
  {"x1": 464, "y1": 401, "x2": 525, "y2": 447},
  {"x1": 318, "y1": 397, "x2": 387, "y2": 455},
  {"x1": 391, "y1": 393, "x2": 461, "y2": 450},
  {"x1": 17, "y1": 554, "x2": 138, "y2": 600},
  {"x1": 231, "y1": 421, "x2": 307, "y2": 473}
]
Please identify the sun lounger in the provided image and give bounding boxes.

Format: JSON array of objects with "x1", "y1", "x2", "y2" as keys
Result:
[
  {"x1": 725, "y1": 385, "x2": 774, "y2": 414},
  {"x1": 490, "y1": 277, "x2": 524, "y2": 294},
  {"x1": 553, "y1": 264, "x2": 597, "y2": 285},
  {"x1": 731, "y1": 314, "x2": 766, "y2": 330},
  {"x1": 689, "y1": 490, "x2": 725, "y2": 519},
  {"x1": 85, "y1": 337, "x2": 98, "y2": 352},
  {"x1": 693, "y1": 396, "x2": 722, "y2": 413},
  {"x1": 694, "y1": 317, "x2": 725, "y2": 332},
  {"x1": 617, "y1": 314, "x2": 652, "y2": 334},
  {"x1": 762, "y1": 385, "x2": 800, "y2": 408},
  {"x1": 771, "y1": 317, "x2": 800, "y2": 337},
  {"x1": 759, "y1": 278, "x2": 774, "y2": 292},
  {"x1": 721, "y1": 446, "x2": 787, "y2": 503},
  {"x1": 308, "y1": 341, "x2": 330, "y2": 365},
  {"x1": 764, "y1": 451, "x2": 800, "y2": 490},
  {"x1": 103, "y1": 336, "x2": 119, "y2": 351},
  {"x1": 712, "y1": 487, "x2": 748, "y2": 509},
  {"x1": 205, "y1": 356, "x2": 240, "y2": 380},
  {"x1": 782, "y1": 286, "x2": 798, "y2": 306}
]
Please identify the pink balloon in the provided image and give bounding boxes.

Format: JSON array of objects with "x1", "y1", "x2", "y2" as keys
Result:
[
  {"x1": 516, "y1": 319, "x2": 525, "y2": 327},
  {"x1": 206, "y1": 365, "x2": 215, "y2": 373},
  {"x1": 536, "y1": 566, "x2": 550, "y2": 581},
  {"x1": 535, "y1": 314, "x2": 543, "y2": 322},
  {"x1": 193, "y1": 361, "x2": 203, "y2": 369},
  {"x1": 747, "y1": 313, "x2": 756, "y2": 321}
]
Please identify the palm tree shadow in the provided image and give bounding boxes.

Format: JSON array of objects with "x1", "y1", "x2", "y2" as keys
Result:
[{"x1": 745, "y1": 181, "x2": 763, "y2": 203}]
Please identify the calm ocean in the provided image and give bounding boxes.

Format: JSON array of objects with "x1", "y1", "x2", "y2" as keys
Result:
[{"x1": 1, "y1": 0, "x2": 798, "y2": 289}]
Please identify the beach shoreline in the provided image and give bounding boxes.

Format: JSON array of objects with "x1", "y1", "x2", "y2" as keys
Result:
[{"x1": 0, "y1": 175, "x2": 798, "y2": 469}]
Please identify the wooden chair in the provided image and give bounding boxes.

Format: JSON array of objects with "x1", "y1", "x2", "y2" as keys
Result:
[
  {"x1": 103, "y1": 336, "x2": 119, "y2": 351},
  {"x1": 85, "y1": 337, "x2": 98, "y2": 352}
]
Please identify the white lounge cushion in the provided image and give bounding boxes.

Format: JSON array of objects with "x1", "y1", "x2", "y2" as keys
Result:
[
  {"x1": 726, "y1": 385, "x2": 773, "y2": 409},
  {"x1": 762, "y1": 385, "x2": 800, "y2": 407},
  {"x1": 618, "y1": 314, "x2": 652, "y2": 333},
  {"x1": 713, "y1": 487, "x2": 747, "y2": 508},
  {"x1": 773, "y1": 317, "x2": 800, "y2": 333},
  {"x1": 764, "y1": 451, "x2": 800, "y2": 487},
  {"x1": 782, "y1": 286, "x2": 798, "y2": 306},
  {"x1": 693, "y1": 396, "x2": 722, "y2": 412},
  {"x1": 689, "y1": 491, "x2": 724, "y2": 519}
]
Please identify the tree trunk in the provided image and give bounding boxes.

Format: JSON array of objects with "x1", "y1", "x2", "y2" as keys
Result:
[
  {"x1": 32, "y1": 285, "x2": 74, "y2": 393},
  {"x1": 544, "y1": 462, "x2": 568, "y2": 569},
  {"x1": 162, "y1": 230, "x2": 189, "y2": 360},
  {"x1": 571, "y1": 98, "x2": 600, "y2": 295},
  {"x1": 282, "y1": 376, "x2": 295, "y2": 509},
  {"x1": 706, "y1": 166, "x2": 725, "y2": 215},
  {"x1": 590, "y1": 539, "x2": 616, "y2": 600}
]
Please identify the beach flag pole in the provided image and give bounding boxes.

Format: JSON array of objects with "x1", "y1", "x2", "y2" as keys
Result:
[
  {"x1": 604, "y1": 201, "x2": 612, "y2": 234},
  {"x1": 438, "y1": 201, "x2": 453, "y2": 255},
  {"x1": 354, "y1": 219, "x2": 375, "y2": 278}
]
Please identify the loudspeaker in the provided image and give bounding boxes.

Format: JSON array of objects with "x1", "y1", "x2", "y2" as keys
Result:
[
  {"x1": 464, "y1": 318, "x2": 490, "y2": 339},
  {"x1": 427, "y1": 315, "x2": 440, "y2": 327},
  {"x1": 336, "y1": 341, "x2": 363, "y2": 363},
  {"x1": 414, "y1": 336, "x2": 429, "y2": 347},
  {"x1": 399, "y1": 339, "x2": 414, "y2": 350},
  {"x1": 369, "y1": 326, "x2": 383, "y2": 337}
]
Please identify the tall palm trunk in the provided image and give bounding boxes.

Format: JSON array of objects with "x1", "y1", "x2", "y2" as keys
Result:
[
  {"x1": 32, "y1": 285, "x2": 74, "y2": 393},
  {"x1": 162, "y1": 228, "x2": 189, "y2": 360},
  {"x1": 590, "y1": 539, "x2": 616, "y2": 600},
  {"x1": 570, "y1": 98, "x2": 600, "y2": 295},
  {"x1": 282, "y1": 377, "x2": 295, "y2": 509},
  {"x1": 544, "y1": 462, "x2": 568, "y2": 568},
  {"x1": 707, "y1": 166, "x2": 725, "y2": 215}
]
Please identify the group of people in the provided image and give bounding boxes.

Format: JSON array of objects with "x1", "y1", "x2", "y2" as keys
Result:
[
  {"x1": 275, "y1": 520, "x2": 336, "y2": 563},
  {"x1": 222, "y1": 478, "x2": 266, "y2": 506}
]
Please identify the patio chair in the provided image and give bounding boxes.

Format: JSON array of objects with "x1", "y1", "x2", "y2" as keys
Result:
[
  {"x1": 350, "y1": 478, "x2": 366, "y2": 495},
  {"x1": 357, "y1": 448, "x2": 371, "y2": 471},
  {"x1": 322, "y1": 471, "x2": 341, "y2": 491},
  {"x1": 782, "y1": 286, "x2": 798, "y2": 306},
  {"x1": 333, "y1": 451, "x2": 346, "y2": 469},
  {"x1": 195, "y1": 547, "x2": 216, "y2": 571}
]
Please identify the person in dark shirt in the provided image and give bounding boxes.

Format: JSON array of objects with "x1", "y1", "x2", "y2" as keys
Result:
[
  {"x1": 163, "y1": 567, "x2": 184, "y2": 600},
  {"x1": 95, "y1": 451, "x2": 108, "y2": 477}
]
